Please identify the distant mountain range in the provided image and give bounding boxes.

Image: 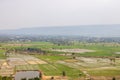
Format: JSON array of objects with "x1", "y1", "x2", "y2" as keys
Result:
[{"x1": 0, "y1": 25, "x2": 120, "y2": 37}]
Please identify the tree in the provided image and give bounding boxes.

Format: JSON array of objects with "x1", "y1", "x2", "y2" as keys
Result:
[
  {"x1": 72, "y1": 53, "x2": 76, "y2": 59},
  {"x1": 62, "y1": 71, "x2": 66, "y2": 76},
  {"x1": 112, "y1": 77, "x2": 116, "y2": 80},
  {"x1": 34, "y1": 77, "x2": 40, "y2": 80},
  {"x1": 2, "y1": 76, "x2": 7, "y2": 80},
  {"x1": 0, "y1": 76, "x2": 2, "y2": 80},
  {"x1": 7, "y1": 76, "x2": 12, "y2": 80},
  {"x1": 21, "y1": 78, "x2": 27, "y2": 80}
]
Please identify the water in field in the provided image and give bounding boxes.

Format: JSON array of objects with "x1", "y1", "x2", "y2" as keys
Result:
[{"x1": 15, "y1": 71, "x2": 40, "y2": 80}]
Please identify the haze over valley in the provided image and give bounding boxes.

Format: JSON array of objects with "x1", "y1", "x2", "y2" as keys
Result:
[{"x1": 0, "y1": 25, "x2": 120, "y2": 37}]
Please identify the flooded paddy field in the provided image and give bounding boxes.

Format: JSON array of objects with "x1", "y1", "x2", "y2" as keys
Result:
[
  {"x1": 0, "y1": 54, "x2": 47, "y2": 78},
  {"x1": 0, "y1": 42, "x2": 120, "y2": 80},
  {"x1": 57, "y1": 56, "x2": 120, "y2": 79},
  {"x1": 15, "y1": 71, "x2": 40, "y2": 80}
]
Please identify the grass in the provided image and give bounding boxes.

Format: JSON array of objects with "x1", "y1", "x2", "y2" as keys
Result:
[
  {"x1": 16, "y1": 65, "x2": 39, "y2": 71},
  {"x1": 38, "y1": 63, "x2": 82, "y2": 79},
  {"x1": 0, "y1": 50, "x2": 6, "y2": 59},
  {"x1": 50, "y1": 43, "x2": 120, "y2": 57},
  {"x1": 1, "y1": 41, "x2": 120, "y2": 78},
  {"x1": 2, "y1": 41, "x2": 120, "y2": 57},
  {"x1": 34, "y1": 55, "x2": 83, "y2": 79},
  {"x1": 16, "y1": 64, "x2": 82, "y2": 79},
  {"x1": 87, "y1": 69, "x2": 120, "y2": 76}
]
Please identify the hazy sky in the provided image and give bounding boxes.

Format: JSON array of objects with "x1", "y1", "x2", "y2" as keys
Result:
[{"x1": 0, "y1": 0, "x2": 120, "y2": 30}]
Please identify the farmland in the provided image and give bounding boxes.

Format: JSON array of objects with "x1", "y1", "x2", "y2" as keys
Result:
[{"x1": 0, "y1": 41, "x2": 120, "y2": 80}]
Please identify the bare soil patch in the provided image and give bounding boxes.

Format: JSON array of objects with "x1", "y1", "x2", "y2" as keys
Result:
[
  {"x1": 51, "y1": 49, "x2": 95, "y2": 53},
  {"x1": 115, "y1": 52, "x2": 120, "y2": 54}
]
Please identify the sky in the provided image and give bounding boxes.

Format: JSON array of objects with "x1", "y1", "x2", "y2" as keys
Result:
[{"x1": 0, "y1": 0, "x2": 120, "y2": 30}]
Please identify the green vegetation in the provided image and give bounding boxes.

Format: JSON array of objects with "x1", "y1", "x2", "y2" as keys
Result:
[
  {"x1": 16, "y1": 65, "x2": 39, "y2": 71},
  {"x1": 1, "y1": 41, "x2": 120, "y2": 57},
  {"x1": 16, "y1": 64, "x2": 82, "y2": 79},
  {"x1": 38, "y1": 63, "x2": 82, "y2": 79},
  {"x1": 0, "y1": 76, "x2": 12, "y2": 80},
  {"x1": 0, "y1": 50, "x2": 6, "y2": 59},
  {"x1": 88, "y1": 69, "x2": 120, "y2": 76},
  {"x1": 0, "y1": 41, "x2": 120, "y2": 79}
]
